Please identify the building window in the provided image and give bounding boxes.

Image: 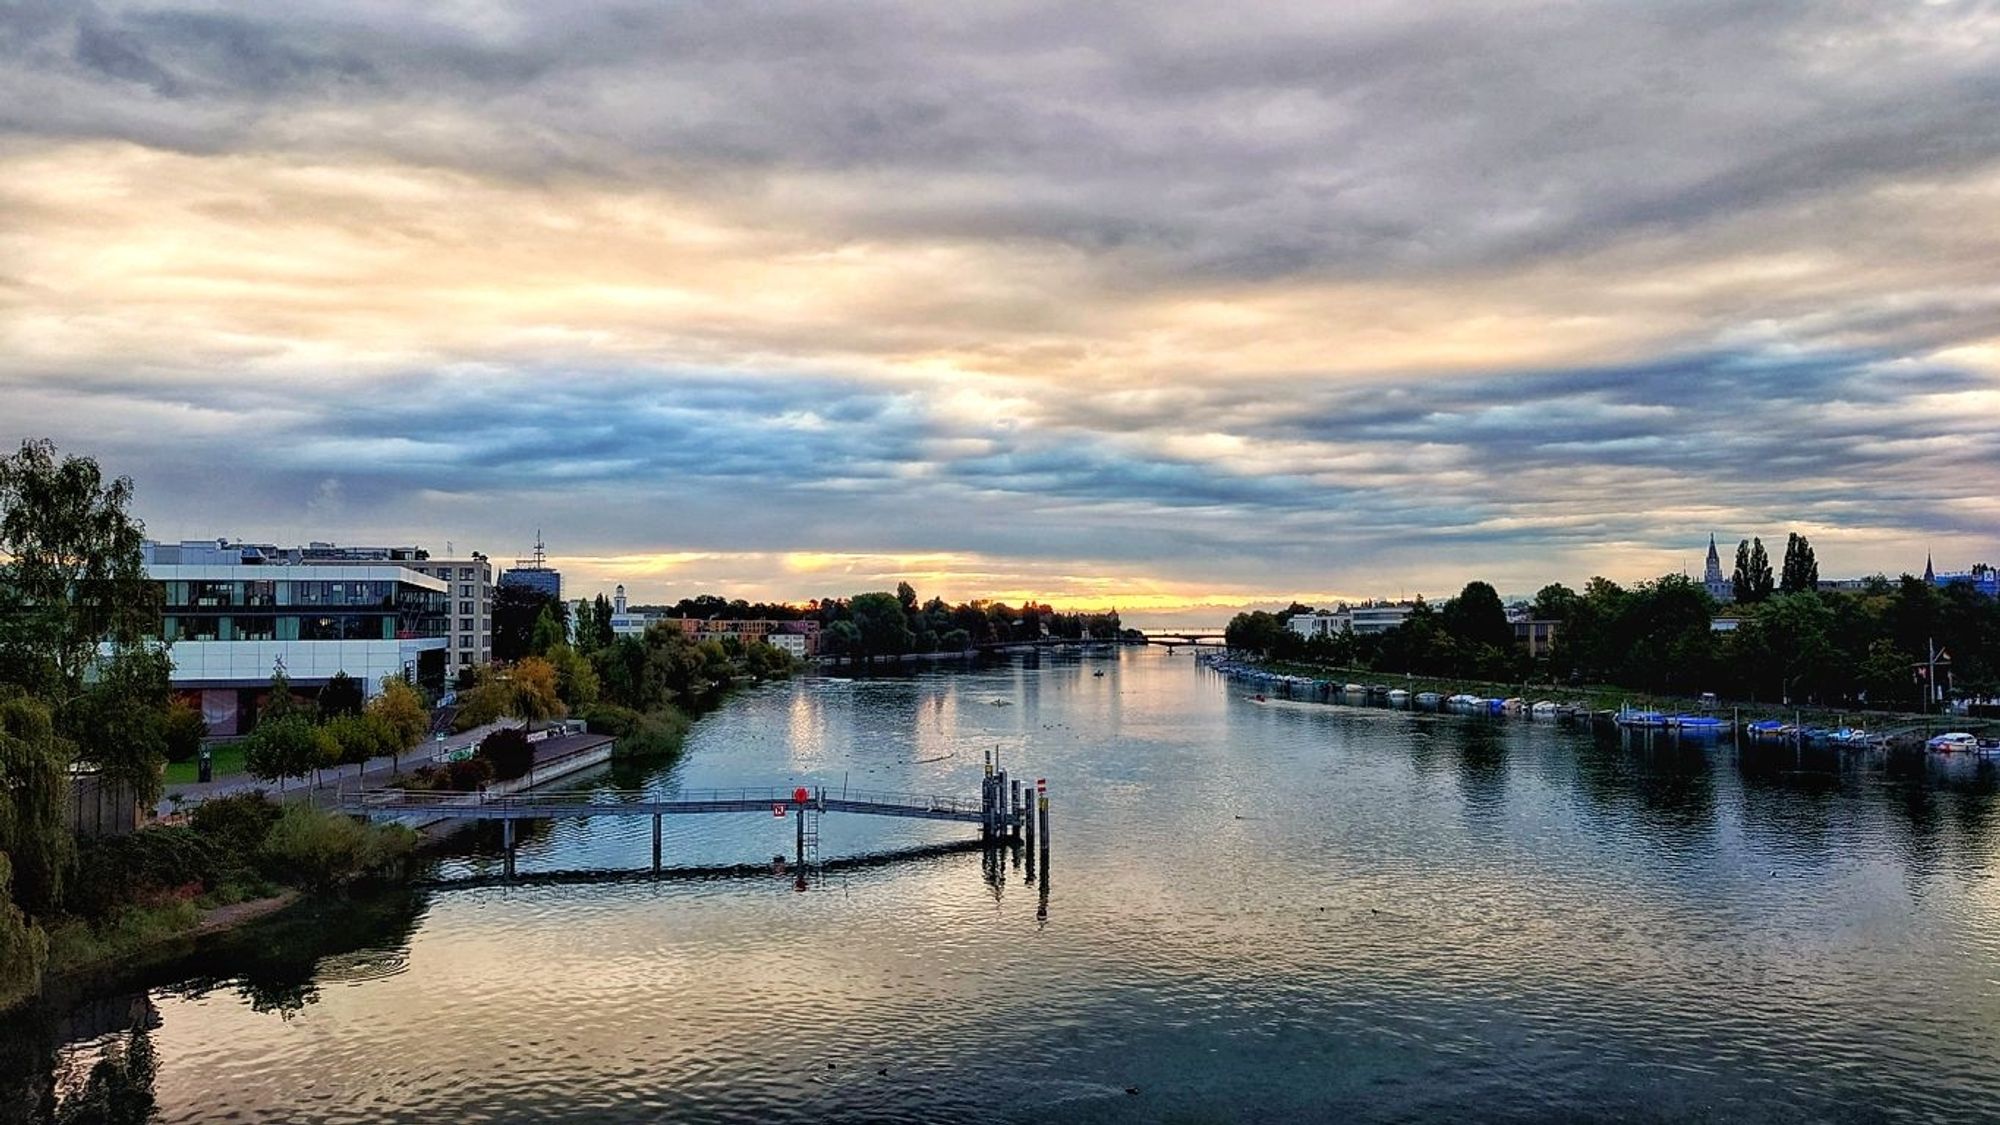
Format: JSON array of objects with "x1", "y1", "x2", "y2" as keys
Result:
[
  {"x1": 459, "y1": 584, "x2": 473, "y2": 597},
  {"x1": 459, "y1": 567, "x2": 474, "y2": 581},
  {"x1": 459, "y1": 601, "x2": 473, "y2": 616},
  {"x1": 190, "y1": 581, "x2": 235, "y2": 608},
  {"x1": 236, "y1": 616, "x2": 276, "y2": 641},
  {"x1": 460, "y1": 618, "x2": 474, "y2": 633}
]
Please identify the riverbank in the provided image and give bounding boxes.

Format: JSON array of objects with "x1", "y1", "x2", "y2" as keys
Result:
[{"x1": 1239, "y1": 654, "x2": 1998, "y2": 738}]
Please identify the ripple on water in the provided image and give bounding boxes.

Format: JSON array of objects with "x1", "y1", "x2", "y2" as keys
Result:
[{"x1": 22, "y1": 652, "x2": 2000, "y2": 1123}]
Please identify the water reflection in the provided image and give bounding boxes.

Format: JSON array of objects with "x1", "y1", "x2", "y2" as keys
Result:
[{"x1": 8, "y1": 649, "x2": 2000, "y2": 1124}]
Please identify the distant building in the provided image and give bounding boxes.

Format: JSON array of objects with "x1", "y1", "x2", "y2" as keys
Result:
[
  {"x1": 1931, "y1": 559, "x2": 1999, "y2": 598},
  {"x1": 136, "y1": 538, "x2": 449, "y2": 735},
  {"x1": 499, "y1": 532, "x2": 562, "y2": 602},
  {"x1": 1505, "y1": 604, "x2": 1561, "y2": 657},
  {"x1": 609, "y1": 585, "x2": 660, "y2": 637},
  {"x1": 663, "y1": 617, "x2": 821, "y2": 656},
  {"x1": 1284, "y1": 601, "x2": 1415, "y2": 639},
  {"x1": 406, "y1": 552, "x2": 493, "y2": 671},
  {"x1": 1702, "y1": 534, "x2": 1735, "y2": 603}
]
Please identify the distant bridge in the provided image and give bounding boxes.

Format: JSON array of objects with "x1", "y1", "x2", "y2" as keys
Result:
[{"x1": 1138, "y1": 630, "x2": 1229, "y2": 648}]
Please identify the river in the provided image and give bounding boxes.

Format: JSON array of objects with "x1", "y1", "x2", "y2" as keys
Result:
[{"x1": 9, "y1": 647, "x2": 2000, "y2": 1123}]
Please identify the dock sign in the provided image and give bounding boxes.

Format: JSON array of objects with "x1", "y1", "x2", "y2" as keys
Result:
[{"x1": 772, "y1": 803, "x2": 786, "y2": 818}]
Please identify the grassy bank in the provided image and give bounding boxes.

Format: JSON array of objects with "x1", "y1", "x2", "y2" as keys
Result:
[
  {"x1": 162, "y1": 740, "x2": 248, "y2": 786},
  {"x1": 3, "y1": 800, "x2": 418, "y2": 1015}
]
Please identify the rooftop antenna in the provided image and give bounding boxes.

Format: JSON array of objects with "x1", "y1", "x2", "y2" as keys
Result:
[{"x1": 446, "y1": 540, "x2": 453, "y2": 556}]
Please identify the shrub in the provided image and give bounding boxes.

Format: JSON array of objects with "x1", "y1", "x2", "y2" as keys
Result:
[
  {"x1": 444, "y1": 756, "x2": 494, "y2": 791},
  {"x1": 69, "y1": 828, "x2": 229, "y2": 922},
  {"x1": 581, "y1": 703, "x2": 690, "y2": 761},
  {"x1": 188, "y1": 791, "x2": 281, "y2": 855},
  {"x1": 323, "y1": 712, "x2": 396, "y2": 767},
  {"x1": 476, "y1": 727, "x2": 534, "y2": 781},
  {"x1": 258, "y1": 806, "x2": 416, "y2": 889},
  {"x1": 163, "y1": 702, "x2": 208, "y2": 764}
]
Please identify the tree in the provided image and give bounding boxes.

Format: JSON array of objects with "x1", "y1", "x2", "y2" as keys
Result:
[
  {"x1": 476, "y1": 727, "x2": 534, "y2": 782},
  {"x1": 0, "y1": 440, "x2": 159, "y2": 707},
  {"x1": 0, "y1": 696, "x2": 74, "y2": 913},
  {"x1": 492, "y1": 586, "x2": 561, "y2": 662},
  {"x1": 544, "y1": 644, "x2": 600, "y2": 710},
  {"x1": 1780, "y1": 532, "x2": 1819, "y2": 594},
  {"x1": 508, "y1": 657, "x2": 566, "y2": 722},
  {"x1": 243, "y1": 715, "x2": 325, "y2": 791},
  {"x1": 583, "y1": 594, "x2": 616, "y2": 654},
  {"x1": 850, "y1": 592, "x2": 914, "y2": 659},
  {"x1": 317, "y1": 671, "x2": 364, "y2": 721},
  {"x1": 1225, "y1": 611, "x2": 1286, "y2": 654},
  {"x1": 68, "y1": 647, "x2": 172, "y2": 806},
  {"x1": 259, "y1": 667, "x2": 302, "y2": 728},
  {"x1": 528, "y1": 605, "x2": 566, "y2": 658},
  {"x1": 366, "y1": 676, "x2": 429, "y2": 773},
  {"x1": 1733, "y1": 537, "x2": 1774, "y2": 604},
  {"x1": 1530, "y1": 584, "x2": 1578, "y2": 623},
  {"x1": 163, "y1": 700, "x2": 208, "y2": 764}
]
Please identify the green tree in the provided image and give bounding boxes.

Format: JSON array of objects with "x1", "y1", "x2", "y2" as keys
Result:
[
  {"x1": 851, "y1": 592, "x2": 914, "y2": 658},
  {"x1": 528, "y1": 605, "x2": 566, "y2": 657},
  {"x1": 0, "y1": 851, "x2": 48, "y2": 1011},
  {"x1": 0, "y1": 439, "x2": 159, "y2": 706},
  {"x1": 259, "y1": 666, "x2": 302, "y2": 728},
  {"x1": 508, "y1": 656, "x2": 566, "y2": 721},
  {"x1": 544, "y1": 643, "x2": 600, "y2": 710},
  {"x1": 68, "y1": 646, "x2": 173, "y2": 806},
  {"x1": 1733, "y1": 537, "x2": 1774, "y2": 604},
  {"x1": 1225, "y1": 611, "x2": 1286, "y2": 654},
  {"x1": 317, "y1": 671, "x2": 364, "y2": 721},
  {"x1": 243, "y1": 715, "x2": 325, "y2": 791},
  {"x1": 0, "y1": 696, "x2": 74, "y2": 913},
  {"x1": 584, "y1": 594, "x2": 616, "y2": 654},
  {"x1": 1779, "y1": 532, "x2": 1820, "y2": 594},
  {"x1": 492, "y1": 586, "x2": 561, "y2": 662},
  {"x1": 163, "y1": 700, "x2": 208, "y2": 764}
]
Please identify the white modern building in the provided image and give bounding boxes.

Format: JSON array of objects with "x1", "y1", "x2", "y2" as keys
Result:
[
  {"x1": 1286, "y1": 602, "x2": 1416, "y2": 639},
  {"x1": 140, "y1": 539, "x2": 450, "y2": 736}
]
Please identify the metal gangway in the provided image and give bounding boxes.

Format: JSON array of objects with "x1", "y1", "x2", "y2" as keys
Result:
[{"x1": 334, "y1": 759, "x2": 1048, "y2": 877}]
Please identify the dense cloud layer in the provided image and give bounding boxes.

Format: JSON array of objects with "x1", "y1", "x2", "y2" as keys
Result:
[{"x1": 3, "y1": 1, "x2": 1997, "y2": 615}]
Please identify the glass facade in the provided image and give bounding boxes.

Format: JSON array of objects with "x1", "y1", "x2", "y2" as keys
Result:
[{"x1": 152, "y1": 573, "x2": 447, "y2": 644}]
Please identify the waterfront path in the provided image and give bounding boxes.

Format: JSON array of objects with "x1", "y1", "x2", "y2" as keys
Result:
[{"x1": 155, "y1": 719, "x2": 526, "y2": 816}]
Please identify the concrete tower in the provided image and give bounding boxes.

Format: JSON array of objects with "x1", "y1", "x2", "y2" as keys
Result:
[{"x1": 614, "y1": 584, "x2": 627, "y2": 615}]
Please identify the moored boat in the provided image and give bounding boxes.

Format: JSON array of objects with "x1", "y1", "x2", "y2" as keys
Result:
[
  {"x1": 1927, "y1": 732, "x2": 1978, "y2": 753},
  {"x1": 1530, "y1": 701, "x2": 1557, "y2": 718},
  {"x1": 1615, "y1": 708, "x2": 1667, "y2": 728},
  {"x1": 1387, "y1": 688, "x2": 1410, "y2": 705}
]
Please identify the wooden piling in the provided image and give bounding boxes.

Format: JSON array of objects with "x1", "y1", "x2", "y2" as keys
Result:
[
  {"x1": 502, "y1": 817, "x2": 515, "y2": 879},
  {"x1": 652, "y1": 812, "x2": 662, "y2": 875},
  {"x1": 1037, "y1": 794, "x2": 1050, "y2": 854},
  {"x1": 795, "y1": 802, "x2": 806, "y2": 862},
  {"x1": 1010, "y1": 779, "x2": 1022, "y2": 836}
]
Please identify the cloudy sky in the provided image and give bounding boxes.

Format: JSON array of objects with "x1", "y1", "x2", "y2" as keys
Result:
[{"x1": 4, "y1": 1, "x2": 1998, "y2": 622}]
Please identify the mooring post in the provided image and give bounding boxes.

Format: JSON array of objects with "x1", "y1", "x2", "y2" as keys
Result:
[
  {"x1": 502, "y1": 816, "x2": 515, "y2": 880},
  {"x1": 796, "y1": 802, "x2": 806, "y2": 862},
  {"x1": 652, "y1": 812, "x2": 662, "y2": 875},
  {"x1": 996, "y1": 769, "x2": 1009, "y2": 836},
  {"x1": 1010, "y1": 779, "x2": 1022, "y2": 837},
  {"x1": 1038, "y1": 793, "x2": 1050, "y2": 855},
  {"x1": 1023, "y1": 788, "x2": 1035, "y2": 850}
]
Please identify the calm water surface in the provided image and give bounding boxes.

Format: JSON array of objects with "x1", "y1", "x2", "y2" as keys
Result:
[{"x1": 13, "y1": 648, "x2": 2000, "y2": 1123}]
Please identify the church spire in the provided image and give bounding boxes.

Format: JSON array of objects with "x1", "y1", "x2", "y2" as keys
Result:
[{"x1": 1925, "y1": 552, "x2": 1935, "y2": 582}]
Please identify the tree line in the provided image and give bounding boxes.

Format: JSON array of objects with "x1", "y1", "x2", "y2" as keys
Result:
[
  {"x1": 1229, "y1": 539, "x2": 1999, "y2": 710},
  {"x1": 811, "y1": 582, "x2": 1122, "y2": 661}
]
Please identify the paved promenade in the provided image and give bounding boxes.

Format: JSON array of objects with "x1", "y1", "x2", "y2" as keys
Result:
[{"x1": 157, "y1": 719, "x2": 526, "y2": 816}]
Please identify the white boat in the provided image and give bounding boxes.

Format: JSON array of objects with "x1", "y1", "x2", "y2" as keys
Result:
[
  {"x1": 1344, "y1": 683, "x2": 1366, "y2": 695},
  {"x1": 1530, "y1": 701, "x2": 1557, "y2": 718},
  {"x1": 1501, "y1": 697, "x2": 1525, "y2": 714},
  {"x1": 1415, "y1": 692, "x2": 1442, "y2": 707},
  {"x1": 1927, "y1": 732, "x2": 1978, "y2": 753},
  {"x1": 1387, "y1": 689, "x2": 1410, "y2": 705}
]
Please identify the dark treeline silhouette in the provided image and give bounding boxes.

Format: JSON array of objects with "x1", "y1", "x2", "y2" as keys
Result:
[{"x1": 1231, "y1": 566, "x2": 2000, "y2": 710}]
